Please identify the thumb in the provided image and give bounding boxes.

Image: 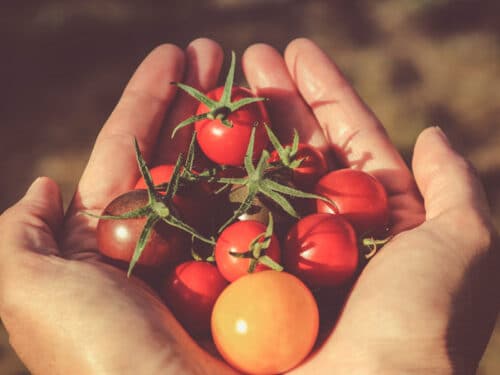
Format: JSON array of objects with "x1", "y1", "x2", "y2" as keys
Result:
[
  {"x1": 412, "y1": 126, "x2": 491, "y2": 222},
  {"x1": 0, "y1": 177, "x2": 64, "y2": 256}
]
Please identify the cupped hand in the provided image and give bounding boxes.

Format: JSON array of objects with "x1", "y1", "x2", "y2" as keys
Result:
[
  {"x1": 242, "y1": 39, "x2": 499, "y2": 374},
  {"x1": 0, "y1": 39, "x2": 238, "y2": 375},
  {"x1": 1, "y1": 37, "x2": 498, "y2": 375}
]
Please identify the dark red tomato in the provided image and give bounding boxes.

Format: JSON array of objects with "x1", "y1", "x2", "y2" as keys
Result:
[
  {"x1": 195, "y1": 87, "x2": 269, "y2": 166},
  {"x1": 96, "y1": 190, "x2": 188, "y2": 267},
  {"x1": 162, "y1": 261, "x2": 228, "y2": 336},
  {"x1": 284, "y1": 213, "x2": 358, "y2": 288},
  {"x1": 315, "y1": 168, "x2": 390, "y2": 236},
  {"x1": 269, "y1": 143, "x2": 328, "y2": 191},
  {"x1": 215, "y1": 220, "x2": 281, "y2": 282}
]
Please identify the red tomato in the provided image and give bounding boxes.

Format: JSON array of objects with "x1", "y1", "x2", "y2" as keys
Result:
[
  {"x1": 96, "y1": 190, "x2": 188, "y2": 267},
  {"x1": 315, "y1": 168, "x2": 390, "y2": 236},
  {"x1": 162, "y1": 261, "x2": 228, "y2": 336},
  {"x1": 214, "y1": 220, "x2": 281, "y2": 282},
  {"x1": 195, "y1": 87, "x2": 269, "y2": 166},
  {"x1": 269, "y1": 143, "x2": 328, "y2": 191},
  {"x1": 134, "y1": 165, "x2": 174, "y2": 191},
  {"x1": 211, "y1": 271, "x2": 319, "y2": 374},
  {"x1": 284, "y1": 213, "x2": 359, "y2": 288}
]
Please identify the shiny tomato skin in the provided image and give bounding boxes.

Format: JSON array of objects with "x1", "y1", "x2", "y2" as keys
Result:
[
  {"x1": 162, "y1": 261, "x2": 228, "y2": 336},
  {"x1": 284, "y1": 213, "x2": 359, "y2": 288},
  {"x1": 214, "y1": 220, "x2": 281, "y2": 282},
  {"x1": 211, "y1": 271, "x2": 319, "y2": 375},
  {"x1": 315, "y1": 168, "x2": 390, "y2": 236},
  {"x1": 96, "y1": 190, "x2": 188, "y2": 267},
  {"x1": 269, "y1": 143, "x2": 328, "y2": 191},
  {"x1": 195, "y1": 87, "x2": 269, "y2": 166}
]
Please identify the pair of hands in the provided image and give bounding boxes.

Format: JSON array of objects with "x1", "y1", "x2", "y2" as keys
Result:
[{"x1": 0, "y1": 38, "x2": 498, "y2": 375}]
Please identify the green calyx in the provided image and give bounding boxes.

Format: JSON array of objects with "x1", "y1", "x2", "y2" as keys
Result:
[
  {"x1": 229, "y1": 213, "x2": 283, "y2": 273},
  {"x1": 215, "y1": 127, "x2": 331, "y2": 233},
  {"x1": 265, "y1": 124, "x2": 302, "y2": 169},
  {"x1": 170, "y1": 51, "x2": 268, "y2": 138},
  {"x1": 82, "y1": 137, "x2": 215, "y2": 277}
]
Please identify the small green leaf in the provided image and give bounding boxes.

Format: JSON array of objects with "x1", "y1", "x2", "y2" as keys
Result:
[
  {"x1": 219, "y1": 185, "x2": 259, "y2": 233},
  {"x1": 259, "y1": 185, "x2": 299, "y2": 218},
  {"x1": 171, "y1": 113, "x2": 209, "y2": 138},
  {"x1": 163, "y1": 215, "x2": 216, "y2": 245},
  {"x1": 185, "y1": 131, "x2": 197, "y2": 171},
  {"x1": 258, "y1": 255, "x2": 283, "y2": 271},
  {"x1": 173, "y1": 82, "x2": 218, "y2": 108},
  {"x1": 164, "y1": 153, "x2": 184, "y2": 199},
  {"x1": 221, "y1": 51, "x2": 236, "y2": 105},
  {"x1": 254, "y1": 150, "x2": 270, "y2": 179},
  {"x1": 290, "y1": 128, "x2": 300, "y2": 159},
  {"x1": 265, "y1": 124, "x2": 287, "y2": 160},
  {"x1": 244, "y1": 126, "x2": 257, "y2": 174},
  {"x1": 134, "y1": 138, "x2": 156, "y2": 203},
  {"x1": 263, "y1": 179, "x2": 331, "y2": 204},
  {"x1": 80, "y1": 206, "x2": 150, "y2": 220},
  {"x1": 248, "y1": 258, "x2": 258, "y2": 273},
  {"x1": 228, "y1": 97, "x2": 267, "y2": 112},
  {"x1": 128, "y1": 215, "x2": 158, "y2": 277}
]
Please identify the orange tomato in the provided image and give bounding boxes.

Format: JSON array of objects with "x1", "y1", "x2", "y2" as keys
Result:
[{"x1": 211, "y1": 271, "x2": 319, "y2": 374}]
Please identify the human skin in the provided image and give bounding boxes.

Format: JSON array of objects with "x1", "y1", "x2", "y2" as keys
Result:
[{"x1": 0, "y1": 38, "x2": 498, "y2": 374}]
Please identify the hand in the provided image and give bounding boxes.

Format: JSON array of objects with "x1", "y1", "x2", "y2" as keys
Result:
[
  {"x1": 0, "y1": 38, "x2": 238, "y2": 375},
  {"x1": 0, "y1": 36, "x2": 498, "y2": 375},
  {"x1": 241, "y1": 39, "x2": 499, "y2": 374}
]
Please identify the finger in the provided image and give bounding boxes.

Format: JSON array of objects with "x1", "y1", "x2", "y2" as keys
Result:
[
  {"x1": 0, "y1": 177, "x2": 63, "y2": 258},
  {"x1": 284, "y1": 38, "x2": 414, "y2": 194},
  {"x1": 155, "y1": 38, "x2": 224, "y2": 164},
  {"x1": 413, "y1": 127, "x2": 491, "y2": 222},
  {"x1": 69, "y1": 44, "x2": 185, "y2": 213},
  {"x1": 242, "y1": 43, "x2": 328, "y2": 150}
]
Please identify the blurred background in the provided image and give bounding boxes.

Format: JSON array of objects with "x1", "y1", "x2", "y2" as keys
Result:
[{"x1": 1, "y1": 0, "x2": 498, "y2": 373}]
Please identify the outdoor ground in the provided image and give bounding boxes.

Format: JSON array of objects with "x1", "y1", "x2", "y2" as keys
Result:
[{"x1": 1, "y1": 1, "x2": 499, "y2": 374}]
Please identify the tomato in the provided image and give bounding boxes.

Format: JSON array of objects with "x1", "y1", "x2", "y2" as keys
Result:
[
  {"x1": 214, "y1": 220, "x2": 281, "y2": 282},
  {"x1": 162, "y1": 261, "x2": 228, "y2": 336},
  {"x1": 195, "y1": 87, "x2": 269, "y2": 166},
  {"x1": 315, "y1": 168, "x2": 390, "y2": 236},
  {"x1": 269, "y1": 143, "x2": 328, "y2": 191},
  {"x1": 284, "y1": 213, "x2": 359, "y2": 288},
  {"x1": 96, "y1": 190, "x2": 188, "y2": 267},
  {"x1": 134, "y1": 165, "x2": 174, "y2": 191},
  {"x1": 211, "y1": 271, "x2": 319, "y2": 374}
]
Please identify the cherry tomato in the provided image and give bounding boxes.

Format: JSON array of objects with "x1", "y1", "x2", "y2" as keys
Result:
[
  {"x1": 214, "y1": 220, "x2": 281, "y2": 282},
  {"x1": 211, "y1": 270, "x2": 319, "y2": 374},
  {"x1": 96, "y1": 189, "x2": 188, "y2": 267},
  {"x1": 134, "y1": 165, "x2": 174, "y2": 192},
  {"x1": 315, "y1": 168, "x2": 390, "y2": 236},
  {"x1": 162, "y1": 261, "x2": 228, "y2": 336},
  {"x1": 284, "y1": 213, "x2": 359, "y2": 288},
  {"x1": 269, "y1": 143, "x2": 328, "y2": 191},
  {"x1": 195, "y1": 87, "x2": 269, "y2": 166}
]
